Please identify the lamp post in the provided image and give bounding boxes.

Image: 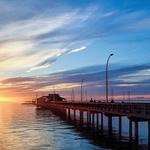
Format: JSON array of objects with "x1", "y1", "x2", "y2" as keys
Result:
[
  {"x1": 106, "y1": 53, "x2": 114, "y2": 103},
  {"x1": 81, "y1": 79, "x2": 83, "y2": 102},
  {"x1": 72, "y1": 88, "x2": 75, "y2": 102}
]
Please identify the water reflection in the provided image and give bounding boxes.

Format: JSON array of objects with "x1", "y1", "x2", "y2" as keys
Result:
[
  {"x1": 0, "y1": 103, "x2": 102, "y2": 150},
  {"x1": 44, "y1": 107, "x2": 150, "y2": 149}
]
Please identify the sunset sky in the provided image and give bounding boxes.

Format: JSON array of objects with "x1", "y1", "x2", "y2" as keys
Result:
[{"x1": 0, "y1": 0, "x2": 150, "y2": 102}]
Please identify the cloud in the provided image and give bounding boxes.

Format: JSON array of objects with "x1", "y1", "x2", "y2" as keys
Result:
[
  {"x1": 36, "y1": 83, "x2": 80, "y2": 92},
  {"x1": 129, "y1": 17, "x2": 150, "y2": 30},
  {"x1": 0, "y1": 63, "x2": 150, "y2": 101},
  {"x1": 27, "y1": 64, "x2": 50, "y2": 72},
  {"x1": 69, "y1": 46, "x2": 86, "y2": 54},
  {"x1": 27, "y1": 46, "x2": 87, "y2": 72},
  {"x1": 0, "y1": 11, "x2": 78, "y2": 42},
  {"x1": 0, "y1": 3, "x2": 147, "y2": 76},
  {"x1": 0, "y1": 3, "x2": 96, "y2": 75}
]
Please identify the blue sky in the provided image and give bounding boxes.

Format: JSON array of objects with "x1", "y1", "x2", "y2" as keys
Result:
[{"x1": 0, "y1": 0, "x2": 150, "y2": 101}]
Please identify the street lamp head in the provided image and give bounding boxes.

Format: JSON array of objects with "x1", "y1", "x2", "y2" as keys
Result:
[{"x1": 110, "y1": 53, "x2": 114, "y2": 56}]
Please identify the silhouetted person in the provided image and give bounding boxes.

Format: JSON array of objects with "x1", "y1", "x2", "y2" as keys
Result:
[
  {"x1": 90, "y1": 98, "x2": 93, "y2": 102},
  {"x1": 111, "y1": 99, "x2": 114, "y2": 103}
]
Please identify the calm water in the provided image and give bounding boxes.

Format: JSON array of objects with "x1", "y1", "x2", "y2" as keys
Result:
[
  {"x1": 0, "y1": 103, "x2": 148, "y2": 150},
  {"x1": 0, "y1": 103, "x2": 104, "y2": 150}
]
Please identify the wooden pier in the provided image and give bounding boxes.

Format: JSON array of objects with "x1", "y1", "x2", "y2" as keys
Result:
[{"x1": 37, "y1": 101, "x2": 150, "y2": 149}]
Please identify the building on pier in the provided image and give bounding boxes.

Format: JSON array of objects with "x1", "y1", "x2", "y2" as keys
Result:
[{"x1": 36, "y1": 94, "x2": 65, "y2": 106}]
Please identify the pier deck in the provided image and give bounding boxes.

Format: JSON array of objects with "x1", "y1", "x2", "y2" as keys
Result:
[{"x1": 42, "y1": 102, "x2": 150, "y2": 120}]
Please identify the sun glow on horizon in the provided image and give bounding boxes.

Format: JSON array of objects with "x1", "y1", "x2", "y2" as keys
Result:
[
  {"x1": 0, "y1": 96, "x2": 26, "y2": 103},
  {"x1": 0, "y1": 97, "x2": 13, "y2": 102}
]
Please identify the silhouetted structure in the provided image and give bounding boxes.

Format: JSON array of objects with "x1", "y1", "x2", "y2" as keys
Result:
[{"x1": 36, "y1": 94, "x2": 65, "y2": 108}]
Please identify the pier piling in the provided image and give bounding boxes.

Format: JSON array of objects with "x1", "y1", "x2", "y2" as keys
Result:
[
  {"x1": 129, "y1": 119, "x2": 132, "y2": 142},
  {"x1": 108, "y1": 115, "x2": 112, "y2": 135},
  {"x1": 134, "y1": 121, "x2": 139, "y2": 146},
  {"x1": 92, "y1": 113, "x2": 95, "y2": 129},
  {"x1": 148, "y1": 121, "x2": 150, "y2": 149},
  {"x1": 68, "y1": 108, "x2": 71, "y2": 122},
  {"x1": 101, "y1": 113, "x2": 103, "y2": 132},
  {"x1": 119, "y1": 116, "x2": 122, "y2": 139},
  {"x1": 96, "y1": 113, "x2": 99, "y2": 130},
  {"x1": 73, "y1": 109, "x2": 76, "y2": 123}
]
